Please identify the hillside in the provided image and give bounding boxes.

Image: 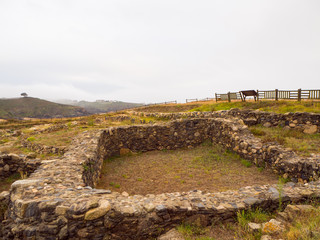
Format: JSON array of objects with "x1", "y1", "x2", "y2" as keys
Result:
[
  {"x1": 54, "y1": 99, "x2": 143, "y2": 114},
  {"x1": 0, "y1": 97, "x2": 89, "y2": 119}
]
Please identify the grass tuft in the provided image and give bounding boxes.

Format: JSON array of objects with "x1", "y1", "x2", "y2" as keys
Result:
[
  {"x1": 241, "y1": 159, "x2": 252, "y2": 168},
  {"x1": 177, "y1": 224, "x2": 207, "y2": 238}
]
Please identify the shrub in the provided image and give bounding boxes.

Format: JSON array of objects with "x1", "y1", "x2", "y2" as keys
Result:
[{"x1": 27, "y1": 136, "x2": 35, "y2": 142}]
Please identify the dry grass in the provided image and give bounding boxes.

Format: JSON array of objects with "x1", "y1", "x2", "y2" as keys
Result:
[
  {"x1": 280, "y1": 207, "x2": 320, "y2": 240},
  {"x1": 134, "y1": 102, "x2": 204, "y2": 113},
  {"x1": 97, "y1": 142, "x2": 278, "y2": 195},
  {"x1": 29, "y1": 128, "x2": 84, "y2": 147}
]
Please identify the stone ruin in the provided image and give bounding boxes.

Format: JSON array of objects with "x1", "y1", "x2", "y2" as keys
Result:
[{"x1": 0, "y1": 109, "x2": 320, "y2": 239}]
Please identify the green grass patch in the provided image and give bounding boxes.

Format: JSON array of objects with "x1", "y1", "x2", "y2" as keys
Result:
[
  {"x1": 241, "y1": 159, "x2": 252, "y2": 168},
  {"x1": 236, "y1": 208, "x2": 273, "y2": 239},
  {"x1": 177, "y1": 224, "x2": 207, "y2": 239},
  {"x1": 109, "y1": 182, "x2": 120, "y2": 188},
  {"x1": 237, "y1": 208, "x2": 271, "y2": 225}
]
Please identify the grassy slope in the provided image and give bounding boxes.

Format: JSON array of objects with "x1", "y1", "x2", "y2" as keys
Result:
[
  {"x1": 134, "y1": 103, "x2": 204, "y2": 113},
  {"x1": 0, "y1": 97, "x2": 89, "y2": 119},
  {"x1": 75, "y1": 101, "x2": 143, "y2": 114},
  {"x1": 55, "y1": 100, "x2": 143, "y2": 114},
  {"x1": 190, "y1": 100, "x2": 320, "y2": 113}
]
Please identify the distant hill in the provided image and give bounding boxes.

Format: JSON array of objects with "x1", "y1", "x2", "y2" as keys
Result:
[
  {"x1": 0, "y1": 97, "x2": 90, "y2": 119},
  {"x1": 53, "y1": 100, "x2": 143, "y2": 114}
]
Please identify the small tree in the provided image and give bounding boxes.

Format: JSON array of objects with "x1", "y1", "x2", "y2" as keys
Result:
[{"x1": 21, "y1": 92, "x2": 28, "y2": 97}]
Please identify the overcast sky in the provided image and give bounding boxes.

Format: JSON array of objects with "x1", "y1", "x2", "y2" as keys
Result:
[{"x1": 0, "y1": 0, "x2": 319, "y2": 103}]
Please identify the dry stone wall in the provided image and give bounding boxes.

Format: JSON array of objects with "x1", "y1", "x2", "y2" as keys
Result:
[
  {"x1": 0, "y1": 154, "x2": 41, "y2": 180},
  {"x1": 1, "y1": 117, "x2": 320, "y2": 239}
]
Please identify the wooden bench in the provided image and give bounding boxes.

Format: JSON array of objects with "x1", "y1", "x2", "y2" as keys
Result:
[{"x1": 240, "y1": 90, "x2": 258, "y2": 101}]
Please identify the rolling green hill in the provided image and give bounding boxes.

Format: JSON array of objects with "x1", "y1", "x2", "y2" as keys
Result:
[
  {"x1": 0, "y1": 97, "x2": 90, "y2": 119},
  {"x1": 54, "y1": 100, "x2": 143, "y2": 114}
]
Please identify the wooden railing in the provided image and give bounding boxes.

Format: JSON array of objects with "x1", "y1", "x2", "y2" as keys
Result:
[{"x1": 215, "y1": 89, "x2": 320, "y2": 102}]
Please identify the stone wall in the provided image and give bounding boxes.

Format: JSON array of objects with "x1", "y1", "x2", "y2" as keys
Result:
[
  {"x1": 105, "y1": 114, "x2": 133, "y2": 122},
  {"x1": 98, "y1": 119, "x2": 215, "y2": 160},
  {"x1": 2, "y1": 117, "x2": 320, "y2": 239},
  {"x1": 130, "y1": 109, "x2": 320, "y2": 132},
  {"x1": 0, "y1": 154, "x2": 41, "y2": 180},
  {"x1": 0, "y1": 191, "x2": 9, "y2": 239},
  {"x1": 21, "y1": 139, "x2": 66, "y2": 155}
]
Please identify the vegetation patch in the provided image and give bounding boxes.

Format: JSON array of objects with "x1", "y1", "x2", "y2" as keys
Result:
[
  {"x1": 175, "y1": 204, "x2": 320, "y2": 240},
  {"x1": 249, "y1": 125, "x2": 320, "y2": 157},
  {"x1": 26, "y1": 136, "x2": 36, "y2": 142},
  {"x1": 97, "y1": 143, "x2": 278, "y2": 195},
  {"x1": 0, "y1": 173, "x2": 21, "y2": 192}
]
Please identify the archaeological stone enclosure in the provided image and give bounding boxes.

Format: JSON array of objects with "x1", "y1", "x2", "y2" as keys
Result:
[{"x1": 1, "y1": 109, "x2": 320, "y2": 239}]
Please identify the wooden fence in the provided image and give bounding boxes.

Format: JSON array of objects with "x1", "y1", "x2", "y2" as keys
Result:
[
  {"x1": 142, "y1": 100, "x2": 177, "y2": 107},
  {"x1": 215, "y1": 89, "x2": 320, "y2": 102},
  {"x1": 186, "y1": 97, "x2": 215, "y2": 103},
  {"x1": 215, "y1": 92, "x2": 242, "y2": 102}
]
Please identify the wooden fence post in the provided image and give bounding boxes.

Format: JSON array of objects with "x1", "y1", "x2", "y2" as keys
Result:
[
  {"x1": 275, "y1": 89, "x2": 278, "y2": 101},
  {"x1": 298, "y1": 88, "x2": 301, "y2": 102},
  {"x1": 215, "y1": 93, "x2": 218, "y2": 102},
  {"x1": 239, "y1": 92, "x2": 244, "y2": 102},
  {"x1": 227, "y1": 92, "x2": 231, "y2": 102},
  {"x1": 257, "y1": 90, "x2": 259, "y2": 101}
]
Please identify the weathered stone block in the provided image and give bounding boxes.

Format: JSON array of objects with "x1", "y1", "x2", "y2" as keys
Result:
[
  {"x1": 304, "y1": 125, "x2": 317, "y2": 134},
  {"x1": 84, "y1": 200, "x2": 111, "y2": 221}
]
